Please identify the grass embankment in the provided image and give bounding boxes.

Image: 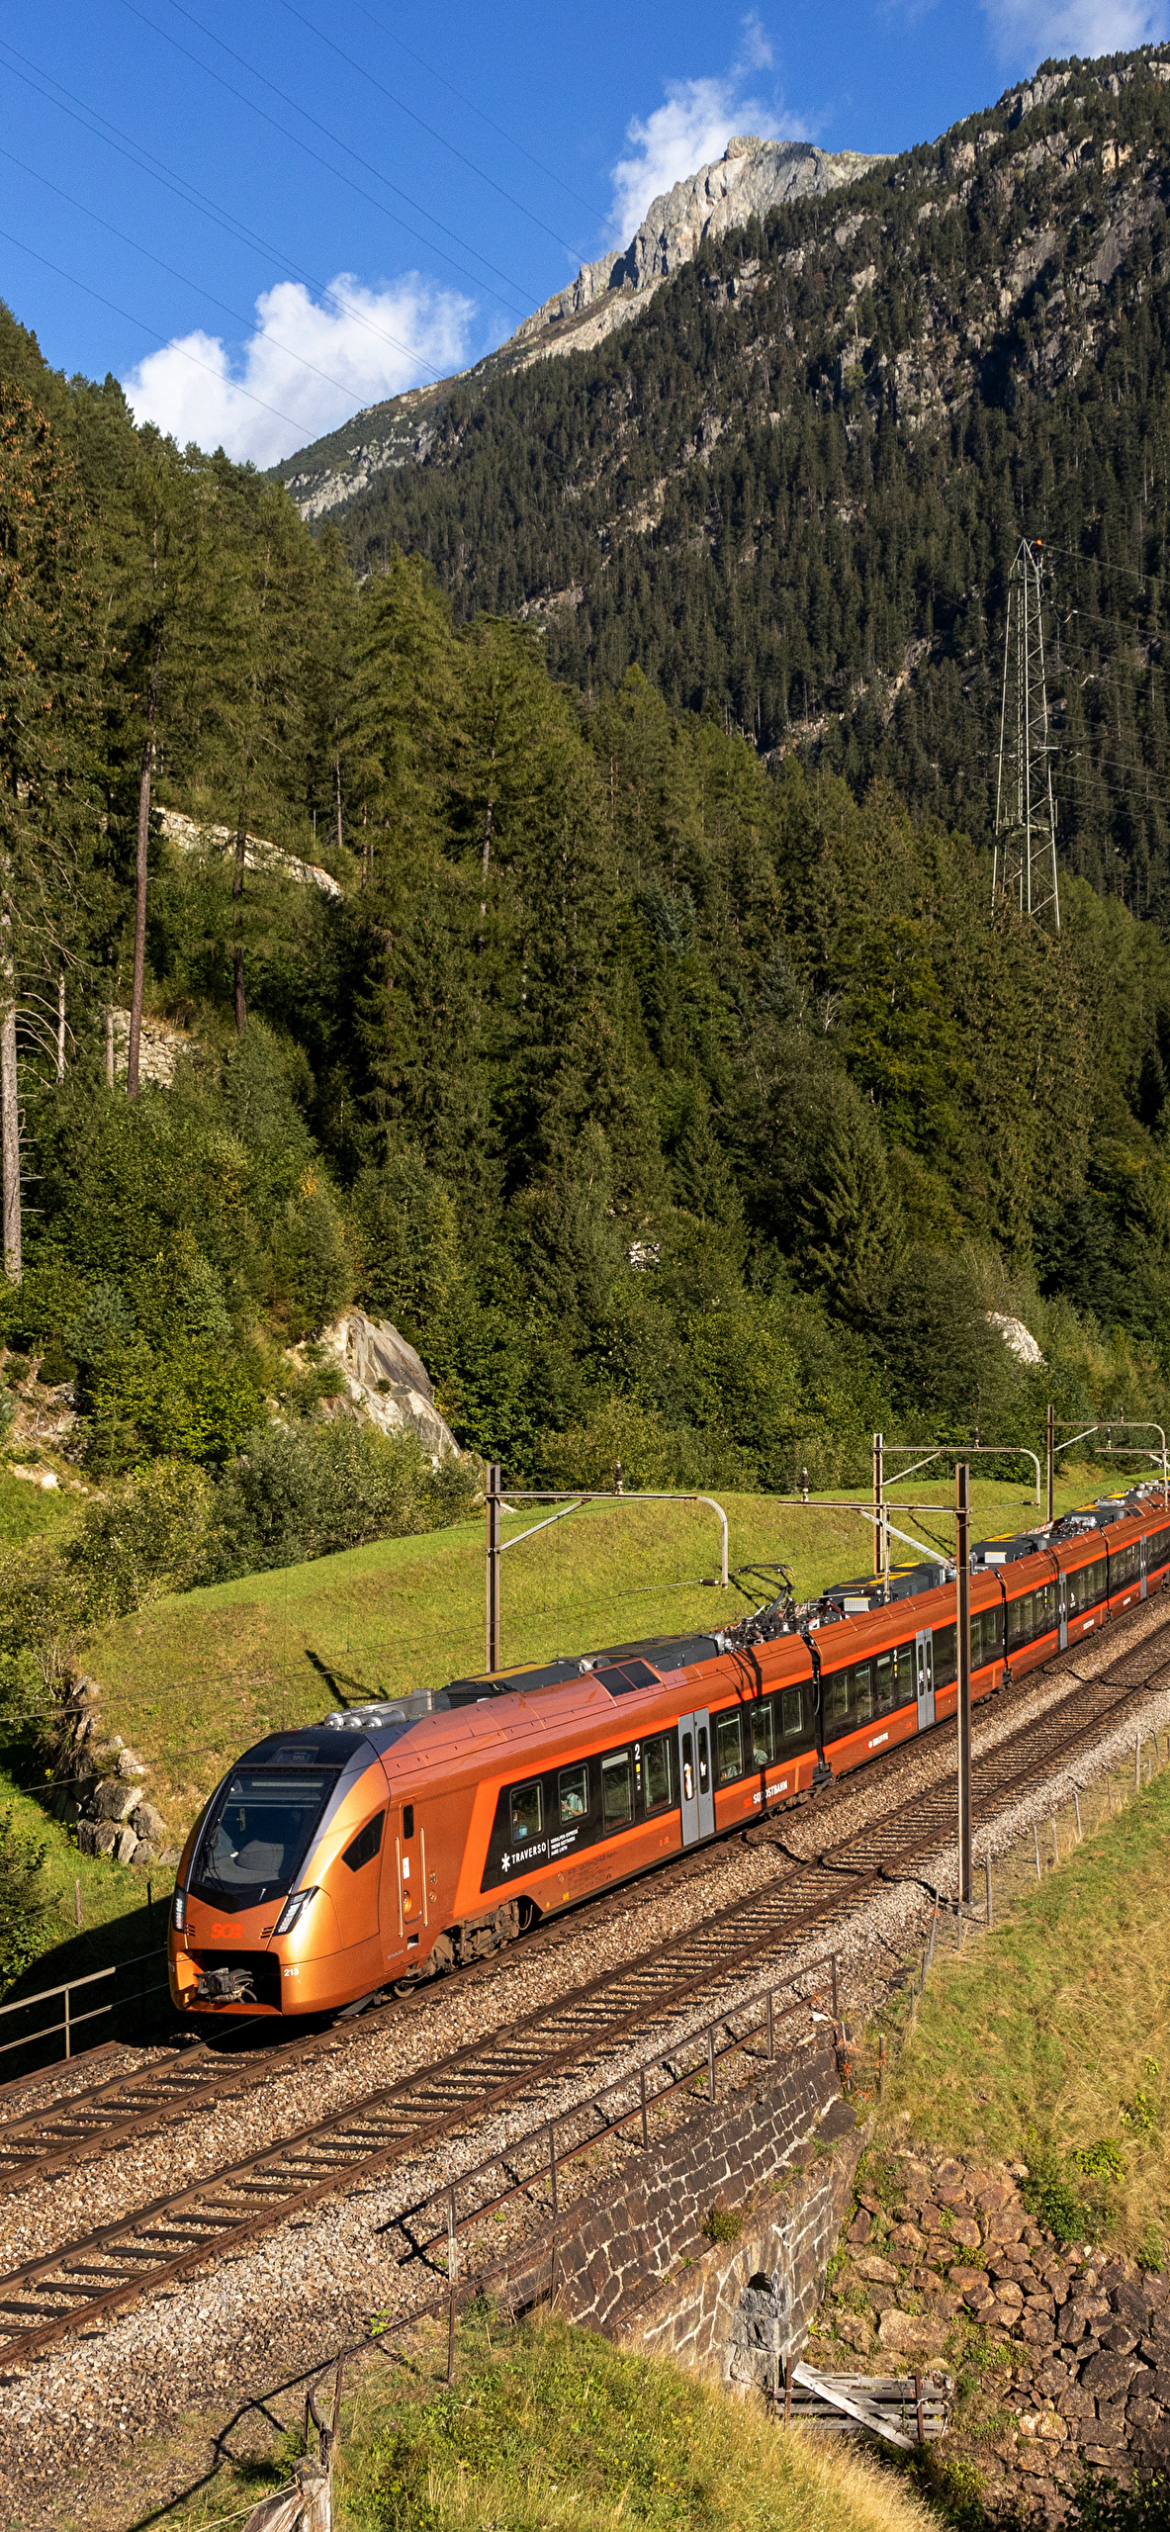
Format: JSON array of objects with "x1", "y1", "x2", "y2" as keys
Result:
[
  {"x1": 89, "y1": 1474, "x2": 1085, "y2": 1846},
  {"x1": 881, "y1": 1762, "x2": 1170, "y2": 2264},
  {"x1": 147, "y1": 2310, "x2": 937, "y2": 2532}
]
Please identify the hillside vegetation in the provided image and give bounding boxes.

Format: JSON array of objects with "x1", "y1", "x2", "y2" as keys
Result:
[
  {"x1": 332, "y1": 47, "x2": 1170, "y2": 927},
  {"x1": 3, "y1": 288, "x2": 1170, "y2": 1524}
]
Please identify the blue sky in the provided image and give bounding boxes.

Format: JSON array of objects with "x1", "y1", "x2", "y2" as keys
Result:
[{"x1": 1, "y1": 0, "x2": 1165, "y2": 464}]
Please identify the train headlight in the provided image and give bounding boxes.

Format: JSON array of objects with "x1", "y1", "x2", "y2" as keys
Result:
[
  {"x1": 274, "y1": 1887, "x2": 318, "y2": 1937},
  {"x1": 172, "y1": 1891, "x2": 186, "y2": 1932}
]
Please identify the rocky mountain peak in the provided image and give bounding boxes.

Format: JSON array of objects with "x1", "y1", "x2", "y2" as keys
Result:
[
  {"x1": 274, "y1": 131, "x2": 884, "y2": 522},
  {"x1": 514, "y1": 133, "x2": 887, "y2": 353}
]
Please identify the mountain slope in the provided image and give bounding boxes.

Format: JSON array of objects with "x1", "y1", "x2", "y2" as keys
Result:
[
  {"x1": 273, "y1": 136, "x2": 883, "y2": 522},
  {"x1": 320, "y1": 48, "x2": 1170, "y2": 924}
]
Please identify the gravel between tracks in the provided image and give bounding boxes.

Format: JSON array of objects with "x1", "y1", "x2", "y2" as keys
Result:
[{"x1": 3, "y1": 1594, "x2": 1170, "y2": 2513}]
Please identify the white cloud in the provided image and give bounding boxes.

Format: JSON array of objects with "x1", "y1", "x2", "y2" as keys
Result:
[
  {"x1": 122, "y1": 271, "x2": 474, "y2": 468},
  {"x1": 607, "y1": 22, "x2": 814, "y2": 246},
  {"x1": 981, "y1": 0, "x2": 1168, "y2": 64},
  {"x1": 737, "y1": 12, "x2": 776, "y2": 70}
]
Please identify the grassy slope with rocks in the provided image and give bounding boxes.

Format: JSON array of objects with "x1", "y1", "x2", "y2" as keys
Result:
[{"x1": 804, "y1": 1758, "x2": 1170, "y2": 2519}]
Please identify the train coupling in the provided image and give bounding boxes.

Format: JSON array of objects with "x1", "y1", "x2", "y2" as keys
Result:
[{"x1": 194, "y1": 1964, "x2": 257, "y2": 2004}]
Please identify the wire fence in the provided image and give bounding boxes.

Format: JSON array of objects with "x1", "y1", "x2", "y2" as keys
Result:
[{"x1": 845, "y1": 1721, "x2": 1170, "y2": 2103}]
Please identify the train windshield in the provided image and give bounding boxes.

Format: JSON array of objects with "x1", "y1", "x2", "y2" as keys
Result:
[{"x1": 190, "y1": 1766, "x2": 339, "y2": 1910}]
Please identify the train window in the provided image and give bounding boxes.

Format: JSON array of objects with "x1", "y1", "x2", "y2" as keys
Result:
[
  {"x1": 973, "y1": 1605, "x2": 1004, "y2": 1664},
  {"x1": 558, "y1": 1766, "x2": 589, "y2": 1824},
  {"x1": 602, "y1": 1752, "x2": 633, "y2": 1828},
  {"x1": 1084, "y1": 1557, "x2": 1107, "y2": 1607},
  {"x1": 851, "y1": 1662, "x2": 874, "y2": 1723},
  {"x1": 874, "y1": 1646, "x2": 913, "y2": 1713},
  {"x1": 781, "y1": 1686, "x2": 803, "y2": 1739},
  {"x1": 403, "y1": 1804, "x2": 414, "y2": 1840},
  {"x1": 509, "y1": 1782, "x2": 543, "y2": 1843},
  {"x1": 825, "y1": 1672, "x2": 850, "y2": 1727},
  {"x1": 1150, "y1": 1528, "x2": 1170, "y2": 1568},
  {"x1": 716, "y1": 1713, "x2": 743, "y2": 1783},
  {"x1": 644, "y1": 1736, "x2": 674, "y2": 1812},
  {"x1": 749, "y1": 1703, "x2": 775, "y2": 1766},
  {"x1": 342, "y1": 1810, "x2": 385, "y2": 1872},
  {"x1": 933, "y1": 1623, "x2": 958, "y2": 1689},
  {"x1": 1007, "y1": 1590, "x2": 1032, "y2": 1646}
]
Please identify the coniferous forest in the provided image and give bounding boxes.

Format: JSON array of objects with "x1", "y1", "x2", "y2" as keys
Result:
[
  {"x1": 8, "y1": 37, "x2": 1170, "y2": 1611},
  {"x1": 322, "y1": 48, "x2": 1170, "y2": 929}
]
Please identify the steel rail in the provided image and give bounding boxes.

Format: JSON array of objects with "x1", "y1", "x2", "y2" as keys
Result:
[
  {"x1": 1, "y1": 1609, "x2": 1166, "y2": 2199},
  {"x1": 0, "y1": 1633, "x2": 1166, "y2": 2370}
]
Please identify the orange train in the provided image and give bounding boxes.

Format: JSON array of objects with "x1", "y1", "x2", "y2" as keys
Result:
[{"x1": 168, "y1": 1483, "x2": 1170, "y2": 2020}]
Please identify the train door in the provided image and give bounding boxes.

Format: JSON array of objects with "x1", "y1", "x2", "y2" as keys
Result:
[
  {"x1": 1141, "y1": 1537, "x2": 1149, "y2": 1602},
  {"x1": 1058, "y1": 1571, "x2": 1069, "y2": 1650},
  {"x1": 915, "y1": 1633, "x2": 935, "y2": 1731},
  {"x1": 386, "y1": 1800, "x2": 426, "y2": 1965},
  {"x1": 677, "y1": 1711, "x2": 715, "y2": 1845}
]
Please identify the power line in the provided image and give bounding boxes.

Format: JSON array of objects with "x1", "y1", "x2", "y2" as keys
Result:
[
  {"x1": 275, "y1": 0, "x2": 585, "y2": 259},
  {"x1": 0, "y1": 222, "x2": 314, "y2": 439},
  {"x1": 0, "y1": 39, "x2": 453, "y2": 392},
  {"x1": 0, "y1": 144, "x2": 440, "y2": 408},
  {"x1": 116, "y1": 0, "x2": 533, "y2": 318},
  {"x1": 342, "y1": 0, "x2": 608, "y2": 223}
]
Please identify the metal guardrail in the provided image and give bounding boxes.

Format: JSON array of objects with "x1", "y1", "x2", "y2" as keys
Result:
[
  {"x1": 0, "y1": 1946, "x2": 170, "y2": 2067},
  {"x1": 398, "y1": 1951, "x2": 842, "y2": 2375}
]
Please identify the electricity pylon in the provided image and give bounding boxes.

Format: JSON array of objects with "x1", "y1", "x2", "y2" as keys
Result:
[{"x1": 993, "y1": 537, "x2": 1061, "y2": 934}]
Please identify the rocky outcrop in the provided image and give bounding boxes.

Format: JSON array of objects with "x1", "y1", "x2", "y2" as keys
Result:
[
  {"x1": 274, "y1": 135, "x2": 884, "y2": 520},
  {"x1": 49, "y1": 1678, "x2": 179, "y2": 1871},
  {"x1": 314, "y1": 1309, "x2": 460, "y2": 1461},
  {"x1": 515, "y1": 136, "x2": 885, "y2": 358},
  {"x1": 157, "y1": 808, "x2": 343, "y2": 901},
  {"x1": 809, "y1": 2144, "x2": 1170, "y2": 2518}
]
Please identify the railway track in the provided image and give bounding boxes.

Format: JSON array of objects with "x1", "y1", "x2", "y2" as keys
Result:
[
  {"x1": 3, "y1": 1611, "x2": 1154, "y2": 2194},
  {"x1": 0, "y1": 1622, "x2": 1166, "y2": 2370}
]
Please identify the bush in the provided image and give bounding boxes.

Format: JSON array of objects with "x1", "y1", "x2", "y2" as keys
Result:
[
  {"x1": 0, "y1": 1806, "x2": 46, "y2": 1999},
  {"x1": 68, "y1": 1461, "x2": 214, "y2": 1618},
  {"x1": 1022, "y1": 2151, "x2": 1088, "y2": 2243},
  {"x1": 203, "y1": 1416, "x2": 477, "y2": 1579}
]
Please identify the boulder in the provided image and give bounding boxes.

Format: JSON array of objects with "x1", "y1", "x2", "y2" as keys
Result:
[
  {"x1": 93, "y1": 1781, "x2": 140, "y2": 1823},
  {"x1": 313, "y1": 1309, "x2": 461, "y2": 1461},
  {"x1": 853, "y1": 2254, "x2": 899, "y2": 2284},
  {"x1": 113, "y1": 1825, "x2": 138, "y2": 1866},
  {"x1": 129, "y1": 1839, "x2": 158, "y2": 1867},
  {"x1": 116, "y1": 1750, "x2": 147, "y2": 1780},
  {"x1": 1081, "y1": 2350, "x2": 1137, "y2": 2400},
  {"x1": 835, "y1": 2313, "x2": 874, "y2": 2354},
  {"x1": 877, "y1": 2307, "x2": 948, "y2": 2357},
  {"x1": 130, "y1": 1801, "x2": 168, "y2": 1845}
]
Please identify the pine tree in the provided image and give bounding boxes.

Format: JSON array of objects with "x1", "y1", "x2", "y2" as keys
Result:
[{"x1": 0, "y1": 383, "x2": 102, "y2": 1279}]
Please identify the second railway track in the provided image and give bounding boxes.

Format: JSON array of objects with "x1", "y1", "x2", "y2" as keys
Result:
[{"x1": 0, "y1": 1619, "x2": 1167, "y2": 2369}]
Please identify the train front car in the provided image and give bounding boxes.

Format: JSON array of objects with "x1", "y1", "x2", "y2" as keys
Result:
[{"x1": 169, "y1": 1708, "x2": 425, "y2": 2020}]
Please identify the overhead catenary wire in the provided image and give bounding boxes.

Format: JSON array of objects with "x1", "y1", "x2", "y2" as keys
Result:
[
  {"x1": 274, "y1": 0, "x2": 588, "y2": 259},
  {"x1": 0, "y1": 144, "x2": 441, "y2": 411},
  {"x1": 343, "y1": 0, "x2": 608, "y2": 222},
  {"x1": 115, "y1": 0, "x2": 535, "y2": 317},
  {"x1": 0, "y1": 224, "x2": 316, "y2": 440},
  {"x1": 0, "y1": 39, "x2": 454, "y2": 387}
]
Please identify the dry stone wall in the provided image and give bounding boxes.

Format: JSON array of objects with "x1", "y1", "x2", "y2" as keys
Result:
[{"x1": 807, "y1": 2142, "x2": 1170, "y2": 2521}]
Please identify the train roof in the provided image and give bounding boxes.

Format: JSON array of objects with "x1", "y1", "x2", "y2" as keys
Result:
[{"x1": 295, "y1": 1481, "x2": 1170, "y2": 1759}]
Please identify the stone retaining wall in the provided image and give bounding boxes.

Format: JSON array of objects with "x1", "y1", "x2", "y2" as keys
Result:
[{"x1": 482, "y1": 2041, "x2": 864, "y2": 2389}]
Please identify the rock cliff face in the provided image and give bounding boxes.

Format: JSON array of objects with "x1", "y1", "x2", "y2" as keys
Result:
[
  {"x1": 275, "y1": 134, "x2": 882, "y2": 523},
  {"x1": 513, "y1": 135, "x2": 884, "y2": 353}
]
